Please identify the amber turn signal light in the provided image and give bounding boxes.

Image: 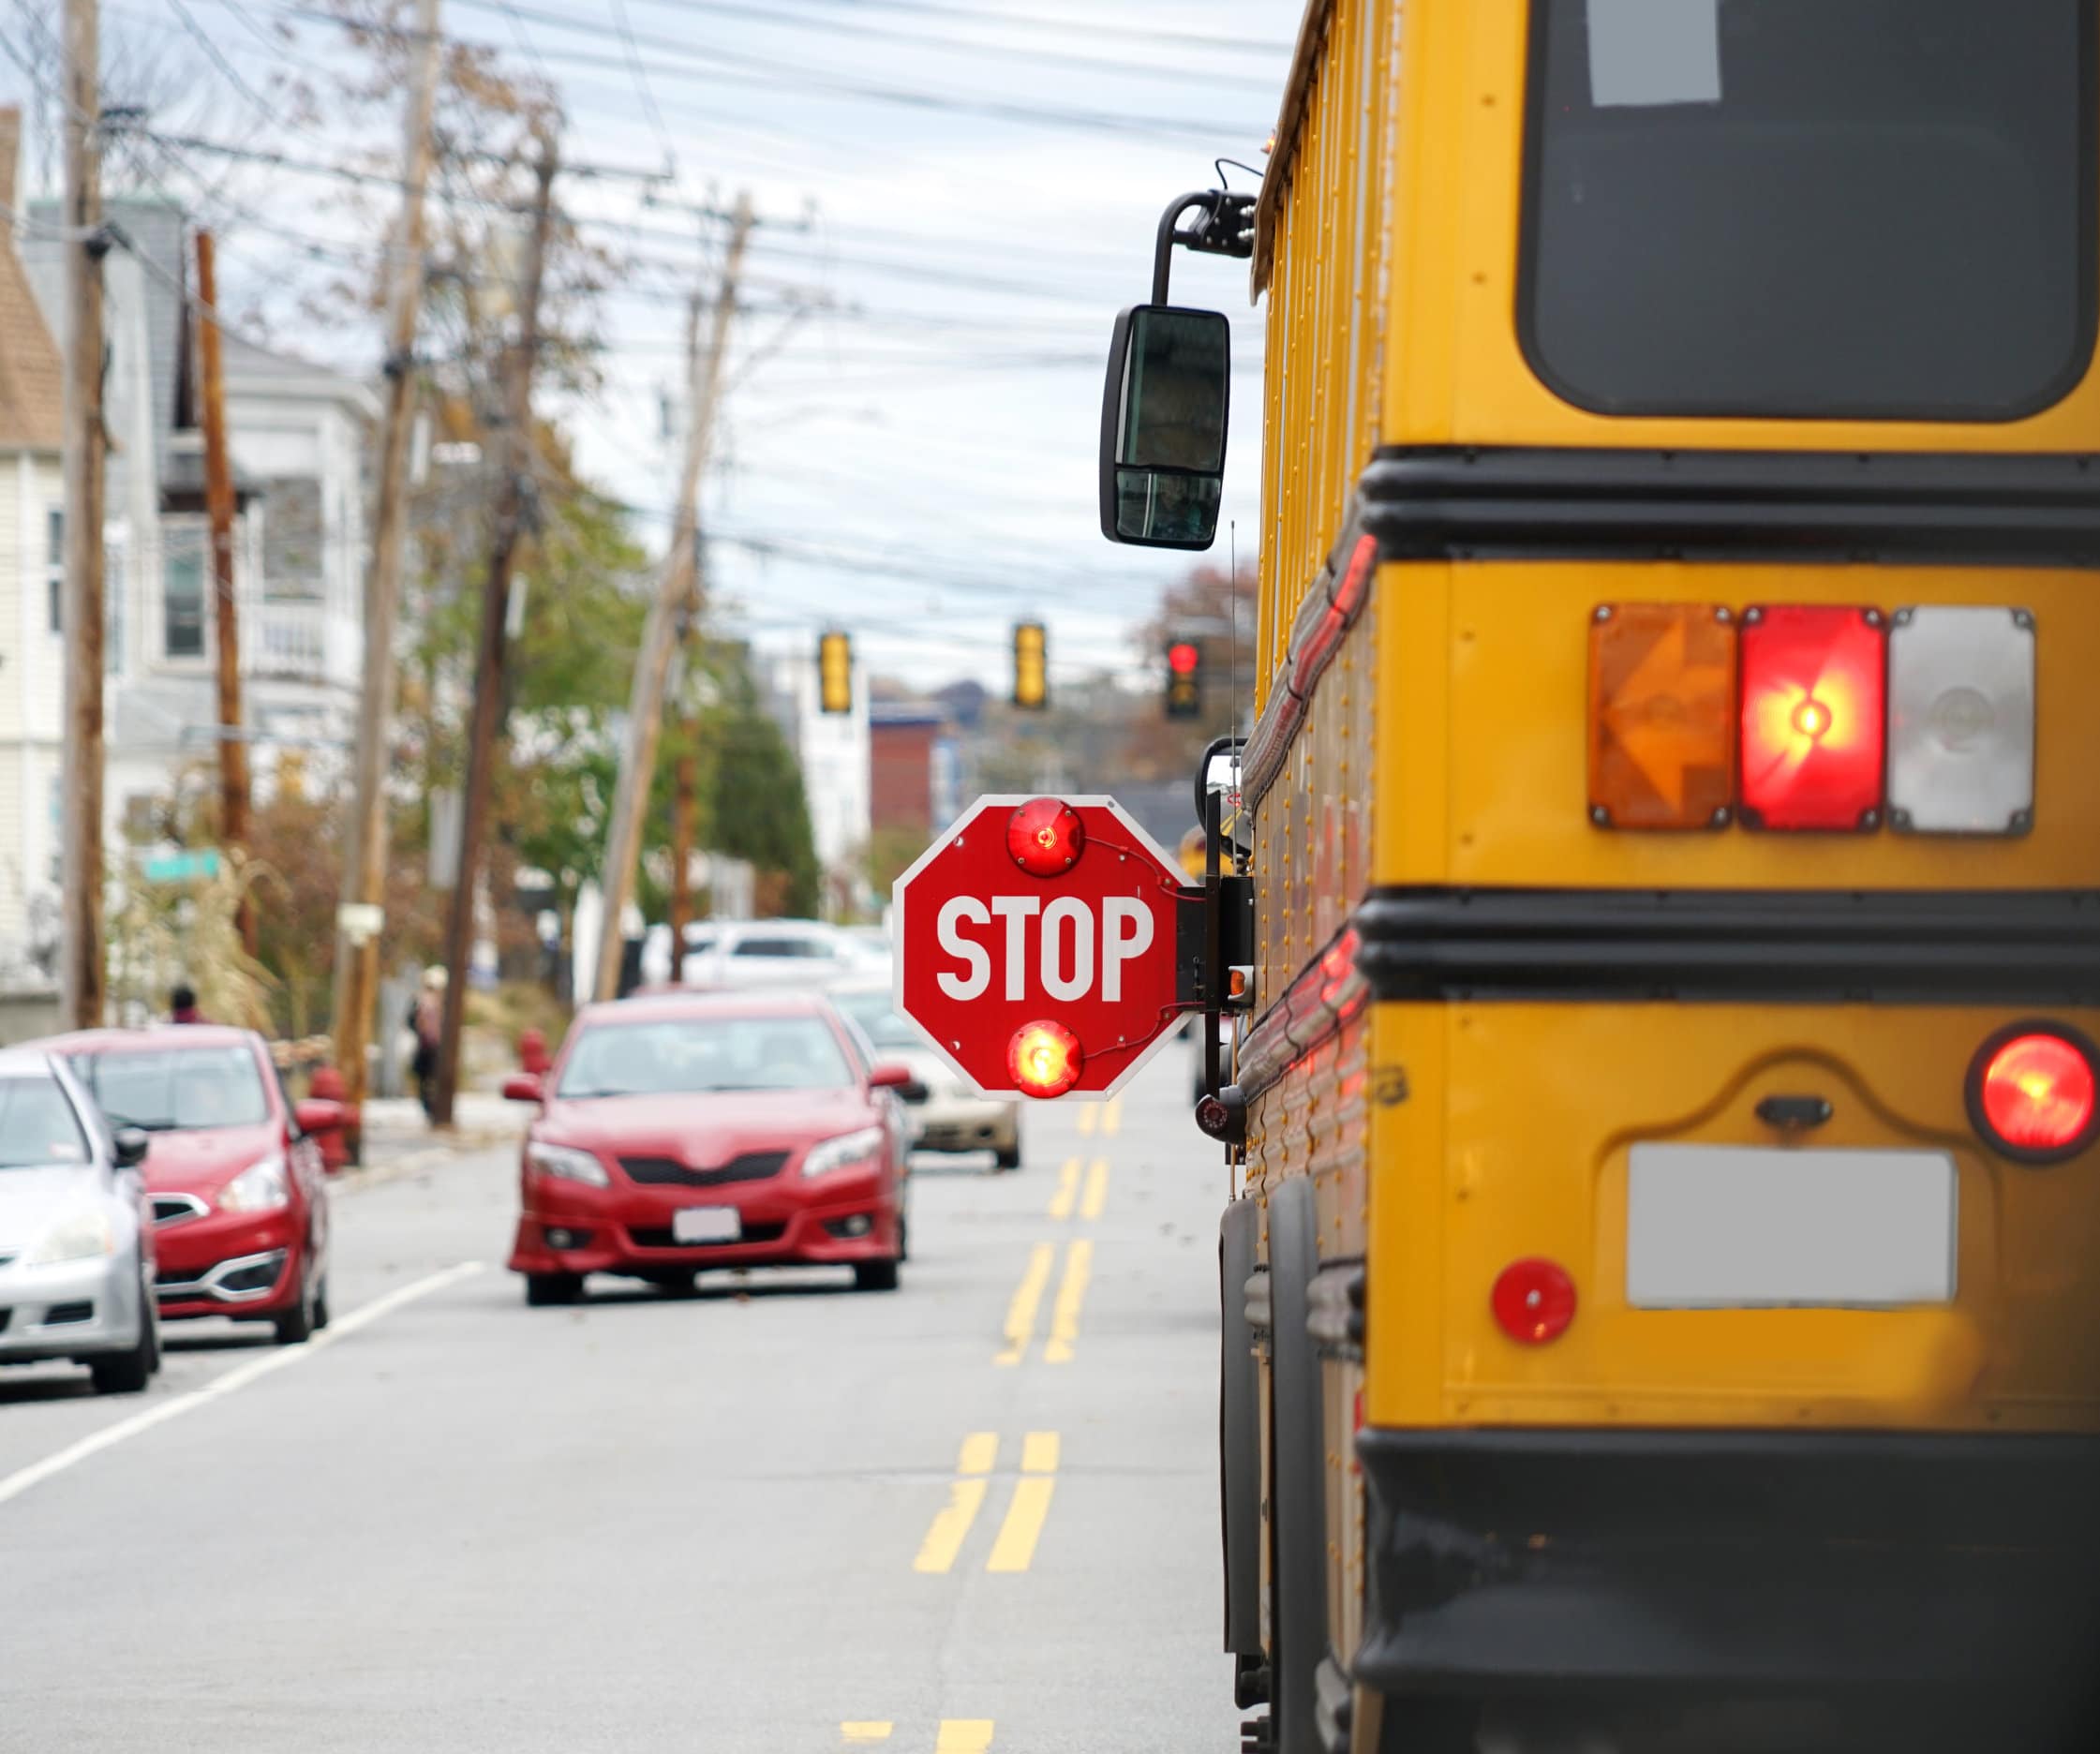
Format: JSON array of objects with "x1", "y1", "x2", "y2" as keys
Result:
[{"x1": 1587, "y1": 603, "x2": 1736, "y2": 830}]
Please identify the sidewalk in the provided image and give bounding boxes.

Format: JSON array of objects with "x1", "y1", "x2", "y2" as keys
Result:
[{"x1": 344, "y1": 1092, "x2": 528, "y2": 1190}]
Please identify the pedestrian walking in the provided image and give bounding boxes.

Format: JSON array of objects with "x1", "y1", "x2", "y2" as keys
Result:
[
  {"x1": 410, "y1": 968, "x2": 446, "y2": 1122},
  {"x1": 170, "y1": 983, "x2": 203, "y2": 1025}
]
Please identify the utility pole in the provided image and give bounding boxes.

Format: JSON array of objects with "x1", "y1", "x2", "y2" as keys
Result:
[
  {"x1": 59, "y1": 0, "x2": 105, "y2": 1031},
  {"x1": 193, "y1": 230, "x2": 254, "y2": 958},
  {"x1": 328, "y1": 0, "x2": 442, "y2": 1114},
  {"x1": 429, "y1": 139, "x2": 557, "y2": 1128},
  {"x1": 593, "y1": 191, "x2": 752, "y2": 1003}
]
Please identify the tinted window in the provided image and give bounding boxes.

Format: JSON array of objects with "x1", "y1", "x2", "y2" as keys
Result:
[
  {"x1": 733, "y1": 937, "x2": 830, "y2": 959},
  {"x1": 831, "y1": 990, "x2": 923, "y2": 1050},
  {"x1": 0, "y1": 1077, "x2": 88, "y2": 1167},
  {"x1": 71, "y1": 1046, "x2": 272, "y2": 1132},
  {"x1": 1525, "y1": 0, "x2": 2093, "y2": 419},
  {"x1": 558, "y1": 1016, "x2": 854, "y2": 1097}
]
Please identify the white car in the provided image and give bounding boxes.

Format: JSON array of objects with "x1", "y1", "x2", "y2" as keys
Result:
[
  {"x1": 640, "y1": 920, "x2": 887, "y2": 992},
  {"x1": 830, "y1": 984, "x2": 1021, "y2": 1171}
]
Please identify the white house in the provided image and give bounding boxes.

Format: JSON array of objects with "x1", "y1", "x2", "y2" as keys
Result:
[
  {"x1": 0, "y1": 108, "x2": 66, "y2": 987},
  {"x1": 765, "y1": 643, "x2": 872, "y2": 919}
]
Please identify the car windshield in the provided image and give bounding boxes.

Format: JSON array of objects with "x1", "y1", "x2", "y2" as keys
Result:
[
  {"x1": 0, "y1": 1076, "x2": 89, "y2": 1168},
  {"x1": 831, "y1": 990, "x2": 923, "y2": 1050},
  {"x1": 556, "y1": 1015, "x2": 855, "y2": 1097},
  {"x1": 69, "y1": 1045, "x2": 271, "y2": 1132}
]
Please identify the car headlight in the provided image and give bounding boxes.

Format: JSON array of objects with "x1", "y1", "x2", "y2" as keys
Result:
[
  {"x1": 525, "y1": 1140, "x2": 610, "y2": 1188},
  {"x1": 219, "y1": 1154, "x2": 290, "y2": 1213},
  {"x1": 800, "y1": 1125, "x2": 886, "y2": 1180},
  {"x1": 28, "y1": 1208, "x2": 116, "y2": 1265}
]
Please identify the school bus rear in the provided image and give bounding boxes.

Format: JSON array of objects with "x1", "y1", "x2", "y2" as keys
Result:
[{"x1": 1212, "y1": 1, "x2": 2100, "y2": 1747}]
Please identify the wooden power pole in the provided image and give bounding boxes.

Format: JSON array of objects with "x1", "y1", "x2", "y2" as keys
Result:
[
  {"x1": 328, "y1": 0, "x2": 443, "y2": 1112},
  {"x1": 193, "y1": 230, "x2": 254, "y2": 957},
  {"x1": 429, "y1": 140, "x2": 558, "y2": 1128},
  {"x1": 593, "y1": 191, "x2": 752, "y2": 1003},
  {"x1": 58, "y1": 0, "x2": 106, "y2": 1030}
]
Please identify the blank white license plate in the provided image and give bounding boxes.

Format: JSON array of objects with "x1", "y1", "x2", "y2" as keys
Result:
[
  {"x1": 1627, "y1": 1144, "x2": 1957, "y2": 1309},
  {"x1": 671, "y1": 1206, "x2": 741, "y2": 1244}
]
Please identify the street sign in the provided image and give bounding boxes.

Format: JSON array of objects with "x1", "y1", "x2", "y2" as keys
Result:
[
  {"x1": 893, "y1": 795, "x2": 1193, "y2": 1099},
  {"x1": 336, "y1": 902, "x2": 385, "y2": 944},
  {"x1": 141, "y1": 849, "x2": 221, "y2": 884}
]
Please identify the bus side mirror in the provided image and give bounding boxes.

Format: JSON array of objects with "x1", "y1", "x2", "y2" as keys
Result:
[{"x1": 1098, "y1": 304, "x2": 1229, "y2": 550}]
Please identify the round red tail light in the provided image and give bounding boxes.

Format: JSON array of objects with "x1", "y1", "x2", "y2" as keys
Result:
[
  {"x1": 1008, "y1": 1020, "x2": 1082, "y2": 1098},
  {"x1": 1969, "y1": 1023, "x2": 2100, "y2": 1164},
  {"x1": 1006, "y1": 798, "x2": 1084, "y2": 877},
  {"x1": 1491, "y1": 1258, "x2": 1577, "y2": 1345}
]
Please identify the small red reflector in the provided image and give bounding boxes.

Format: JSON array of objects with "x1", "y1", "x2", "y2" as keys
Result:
[
  {"x1": 1490, "y1": 1258, "x2": 1577, "y2": 1345},
  {"x1": 1005, "y1": 798, "x2": 1084, "y2": 877},
  {"x1": 1168, "y1": 641, "x2": 1200, "y2": 676},
  {"x1": 1008, "y1": 1020, "x2": 1082, "y2": 1098},
  {"x1": 1739, "y1": 605, "x2": 1886, "y2": 832},
  {"x1": 1970, "y1": 1026, "x2": 2100, "y2": 1162}
]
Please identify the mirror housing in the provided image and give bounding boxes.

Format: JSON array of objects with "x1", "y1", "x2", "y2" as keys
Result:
[
  {"x1": 112, "y1": 1126, "x2": 149, "y2": 1169},
  {"x1": 1099, "y1": 304, "x2": 1229, "y2": 550},
  {"x1": 501, "y1": 1072, "x2": 545, "y2": 1105},
  {"x1": 870, "y1": 1063, "x2": 928, "y2": 1103},
  {"x1": 294, "y1": 1097, "x2": 348, "y2": 1136}
]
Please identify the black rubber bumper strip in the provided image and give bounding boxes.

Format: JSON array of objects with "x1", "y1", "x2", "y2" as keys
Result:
[
  {"x1": 1353, "y1": 886, "x2": 2100, "y2": 1005},
  {"x1": 1358, "y1": 446, "x2": 2100, "y2": 566}
]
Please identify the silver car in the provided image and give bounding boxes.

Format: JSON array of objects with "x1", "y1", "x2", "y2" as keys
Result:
[
  {"x1": 0, "y1": 1048, "x2": 161, "y2": 1394},
  {"x1": 830, "y1": 984, "x2": 1022, "y2": 1171}
]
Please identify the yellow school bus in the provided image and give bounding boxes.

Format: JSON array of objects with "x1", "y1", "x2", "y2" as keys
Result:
[{"x1": 1100, "y1": 2, "x2": 2100, "y2": 1748}]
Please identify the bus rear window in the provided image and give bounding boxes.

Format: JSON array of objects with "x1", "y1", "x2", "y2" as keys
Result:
[{"x1": 1522, "y1": 0, "x2": 2093, "y2": 421}]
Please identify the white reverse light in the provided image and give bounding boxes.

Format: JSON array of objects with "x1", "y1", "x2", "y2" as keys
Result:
[{"x1": 1887, "y1": 605, "x2": 2035, "y2": 836}]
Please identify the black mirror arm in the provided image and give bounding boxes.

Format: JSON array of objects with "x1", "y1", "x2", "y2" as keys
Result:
[{"x1": 1152, "y1": 190, "x2": 1259, "y2": 305}]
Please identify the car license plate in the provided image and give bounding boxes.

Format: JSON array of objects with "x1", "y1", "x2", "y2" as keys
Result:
[
  {"x1": 1627, "y1": 1144, "x2": 1956, "y2": 1309},
  {"x1": 671, "y1": 1206, "x2": 741, "y2": 1244}
]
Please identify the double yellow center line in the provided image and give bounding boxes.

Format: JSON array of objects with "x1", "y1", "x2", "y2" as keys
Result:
[
  {"x1": 995, "y1": 1235, "x2": 1092, "y2": 1368},
  {"x1": 914, "y1": 1432, "x2": 1061, "y2": 1575},
  {"x1": 1046, "y1": 1157, "x2": 1109, "y2": 1222},
  {"x1": 841, "y1": 1723, "x2": 994, "y2": 1750}
]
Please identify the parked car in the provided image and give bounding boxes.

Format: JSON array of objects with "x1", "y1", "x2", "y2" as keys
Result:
[
  {"x1": 0, "y1": 1048, "x2": 161, "y2": 1394},
  {"x1": 503, "y1": 988, "x2": 917, "y2": 1304},
  {"x1": 641, "y1": 918, "x2": 888, "y2": 992},
  {"x1": 831, "y1": 982, "x2": 1021, "y2": 1170},
  {"x1": 52, "y1": 1028, "x2": 340, "y2": 1345}
]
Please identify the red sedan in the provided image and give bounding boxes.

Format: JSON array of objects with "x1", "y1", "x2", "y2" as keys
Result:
[
  {"x1": 504, "y1": 990, "x2": 916, "y2": 1305},
  {"x1": 50, "y1": 1028, "x2": 341, "y2": 1344}
]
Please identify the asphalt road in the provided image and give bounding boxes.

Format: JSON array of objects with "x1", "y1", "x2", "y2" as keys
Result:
[{"x1": 0, "y1": 1043, "x2": 1240, "y2": 1754}]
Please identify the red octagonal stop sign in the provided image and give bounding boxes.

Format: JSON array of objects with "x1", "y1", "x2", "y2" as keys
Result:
[{"x1": 892, "y1": 795, "x2": 1194, "y2": 1098}]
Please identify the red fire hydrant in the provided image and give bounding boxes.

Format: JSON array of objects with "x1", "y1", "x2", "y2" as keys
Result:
[
  {"x1": 520, "y1": 1028, "x2": 551, "y2": 1078},
  {"x1": 307, "y1": 1064, "x2": 359, "y2": 1173}
]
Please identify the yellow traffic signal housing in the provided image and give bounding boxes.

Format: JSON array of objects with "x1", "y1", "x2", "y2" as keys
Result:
[
  {"x1": 818, "y1": 630, "x2": 853, "y2": 715},
  {"x1": 1013, "y1": 620, "x2": 1048, "y2": 709}
]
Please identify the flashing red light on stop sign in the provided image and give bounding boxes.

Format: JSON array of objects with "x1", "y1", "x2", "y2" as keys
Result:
[
  {"x1": 1739, "y1": 604, "x2": 1887, "y2": 831},
  {"x1": 1006, "y1": 798, "x2": 1084, "y2": 877},
  {"x1": 891, "y1": 795, "x2": 1193, "y2": 1099}
]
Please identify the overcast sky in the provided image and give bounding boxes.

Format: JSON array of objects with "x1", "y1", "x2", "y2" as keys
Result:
[{"x1": 1, "y1": 0, "x2": 1294, "y2": 694}]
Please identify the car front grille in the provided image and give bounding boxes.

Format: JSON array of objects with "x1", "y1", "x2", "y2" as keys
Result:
[
  {"x1": 618, "y1": 1152, "x2": 789, "y2": 1188},
  {"x1": 625, "y1": 1223, "x2": 789, "y2": 1250}
]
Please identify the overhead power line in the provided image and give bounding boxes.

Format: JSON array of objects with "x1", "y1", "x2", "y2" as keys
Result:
[
  {"x1": 451, "y1": 0, "x2": 1284, "y2": 96},
  {"x1": 634, "y1": 0, "x2": 1294, "y2": 59}
]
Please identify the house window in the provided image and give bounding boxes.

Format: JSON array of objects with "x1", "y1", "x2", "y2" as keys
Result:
[
  {"x1": 45, "y1": 508, "x2": 61, "y2": 633},
  {"x1": 164, "y1": 538, "x2": 204, "y2": 659}
]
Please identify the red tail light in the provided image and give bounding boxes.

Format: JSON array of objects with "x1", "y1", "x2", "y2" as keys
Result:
[
  {"x1": 1969, "y1": 1024, "x2": 2100, "y2": 1163},
  {"x1": 1006, "y1": 798, "x2": 1084, "y2": 877},
  {"x1": 1008, "y1": 1020, "x2": 1082, "y2": 1098},
  {"x1": 1737, "y1": 605, "x2": 1886, "y2": 831},
  {"x1": 1490, "y1": 1258, "x2": 1577, "y2": 1345}
]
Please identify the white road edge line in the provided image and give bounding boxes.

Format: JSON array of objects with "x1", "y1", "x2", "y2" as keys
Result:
[{"x1": 0, "y1": 1260, "x2": 485, "y2": 1509}]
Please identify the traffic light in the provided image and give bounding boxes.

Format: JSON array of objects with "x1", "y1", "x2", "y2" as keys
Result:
[
  {"x1": 818, "y1": 629, "x2": 853, "y2": 715},
  {"x1": 1013, "y1": 620, "x2": 1048, "y2": 710},
  {"x1": 1165, "y1": 636, "x2": 1203, "y2": 720}
]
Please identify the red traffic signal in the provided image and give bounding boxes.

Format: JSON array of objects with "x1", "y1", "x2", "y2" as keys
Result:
[{"x1": 1165, "y1": 637, "x2": 1203, "y2": 719}]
